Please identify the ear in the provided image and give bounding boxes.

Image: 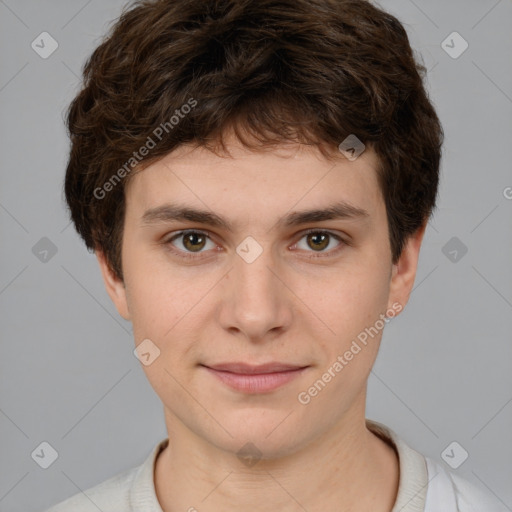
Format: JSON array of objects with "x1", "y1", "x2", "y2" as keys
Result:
[
  {"x1": 95, "y1": 250, "x2": 131, "y2": 321},
  {"x1": 387, "y1": 221, "x2": 427, "y2": 313}
]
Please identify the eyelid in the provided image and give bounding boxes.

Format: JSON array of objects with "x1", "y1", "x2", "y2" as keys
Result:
[{"x1": 297, "y1": 227, "x2": 346, "y2": 240}]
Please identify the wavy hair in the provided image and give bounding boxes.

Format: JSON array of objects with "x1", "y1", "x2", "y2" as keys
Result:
[{"x1": 64, "y1": 0, "x2": 443, "y2": 280}]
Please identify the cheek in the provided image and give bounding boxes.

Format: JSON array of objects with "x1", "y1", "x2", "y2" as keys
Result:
[
  {"x1": 123, "y1": 249, "x2": 215, "y2": 361},
  {"x1": 294, "y1": 268, "x2": 391, "y2": 415},
  {"x1": 121, "y1": 245, "x2": 173, "y2": 341},
  {"x1": 309, "y1": 262, "x2": 391, "y2": 345},
  {"x1": 124, "y1": 268, "x2": 198, "y2": 396}
]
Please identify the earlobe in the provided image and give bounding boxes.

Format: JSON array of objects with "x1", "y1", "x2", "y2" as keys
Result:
[
  {"x1": 387, "y1": 222, "x2": 427, "y2": 313},
  {"x1": 95, "y1": 250, "x2": 131, "y2": 321}
]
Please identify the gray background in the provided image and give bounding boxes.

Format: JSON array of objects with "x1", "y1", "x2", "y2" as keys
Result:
[{"x1": 0, "y1": 0, "x2": 511, "y2": 511}]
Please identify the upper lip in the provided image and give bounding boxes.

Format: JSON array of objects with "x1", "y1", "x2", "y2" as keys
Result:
[{"x1": 203, "y1": 362, "x2": 307, "y2": 374}]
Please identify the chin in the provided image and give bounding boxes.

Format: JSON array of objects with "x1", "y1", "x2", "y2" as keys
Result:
[{"x1": 200, "y1": 410, "x2": 311, "y2": 460}]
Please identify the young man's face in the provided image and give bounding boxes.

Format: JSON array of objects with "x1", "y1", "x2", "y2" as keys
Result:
[{"x1": 98, "y1": 137, "x2": 424, "y2": 458}]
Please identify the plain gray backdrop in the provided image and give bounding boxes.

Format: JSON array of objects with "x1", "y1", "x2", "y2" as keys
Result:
[{"x1": 1, "y1": 0, "x2": 511, "y2": 511}]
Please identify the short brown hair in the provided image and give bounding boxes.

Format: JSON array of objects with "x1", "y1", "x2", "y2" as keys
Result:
[{"x1": 64, "y1": 0, "x2": 443, "y2": 281}]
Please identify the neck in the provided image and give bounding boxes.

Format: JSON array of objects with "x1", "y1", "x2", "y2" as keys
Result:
[{"x1": 154, "y1": 410, "x2": 399, "y2": 512}]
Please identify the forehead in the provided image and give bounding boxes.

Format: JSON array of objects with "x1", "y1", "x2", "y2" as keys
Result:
[{"x1": 124, "y1": 141, "x2": 384, "y2": 227}]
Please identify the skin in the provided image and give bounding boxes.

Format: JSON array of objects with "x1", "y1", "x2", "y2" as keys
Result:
[{"x1": 97, "y1": 134, "x2": 426, "y2": 512}]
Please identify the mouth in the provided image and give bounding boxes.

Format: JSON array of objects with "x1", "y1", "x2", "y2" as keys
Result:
[{"x1": 200, "y1": 362, "x2": 309, "y2": 393}]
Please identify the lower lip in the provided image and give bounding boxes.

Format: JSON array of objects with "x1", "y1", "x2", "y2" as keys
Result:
[{"x1": 203, "y1": 366, "x2": 307, "y2": 393}]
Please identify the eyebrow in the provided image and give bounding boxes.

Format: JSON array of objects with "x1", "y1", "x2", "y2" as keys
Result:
[{"x1": 141, "y1": 201, "x2": 370, "y2": 231}]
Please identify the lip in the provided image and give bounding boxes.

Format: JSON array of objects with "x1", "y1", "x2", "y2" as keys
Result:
[
  {"x1": 205, "y1": 362, "x2": 306, "y2": 374},
  {"x1": 201, "y1": 362, "x2": 309, "y2": 393}
]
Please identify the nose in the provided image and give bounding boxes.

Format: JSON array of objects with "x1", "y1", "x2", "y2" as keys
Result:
[{"x1": 217, "y1": 243, "x2": 293, "y2": 343}]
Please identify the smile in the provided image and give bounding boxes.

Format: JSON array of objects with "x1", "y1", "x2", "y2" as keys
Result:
[{"x1": 201, "y1": 362, "x2": 309, "y2": 393}]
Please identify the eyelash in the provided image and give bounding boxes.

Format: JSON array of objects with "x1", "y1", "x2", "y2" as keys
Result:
[{"x1": 162, "y1": 228, "x2": 348, "y2": 261}]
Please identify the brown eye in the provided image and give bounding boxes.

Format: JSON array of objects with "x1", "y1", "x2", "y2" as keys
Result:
[
  {"x1": 182, "y1": 232, "x2": 207, "y2": 252},
  {"x1": 306, "y1": 232, "x2": 330, "y2": 251},
  {"x1": 293, "y1": 230, "x2": 346, "y2": 258},
  {"x1": 166, "y1": 230, "x2": 215, "y2": 257}
]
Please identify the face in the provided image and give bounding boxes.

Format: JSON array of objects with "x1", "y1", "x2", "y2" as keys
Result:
[{"x1": 97, "y1": 138, "x2": 424, "y2": 458}]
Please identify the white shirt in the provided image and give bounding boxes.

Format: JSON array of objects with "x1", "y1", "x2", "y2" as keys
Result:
[{"x1": 44, "y1": 419, "x2": 508, "y2": 511}]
